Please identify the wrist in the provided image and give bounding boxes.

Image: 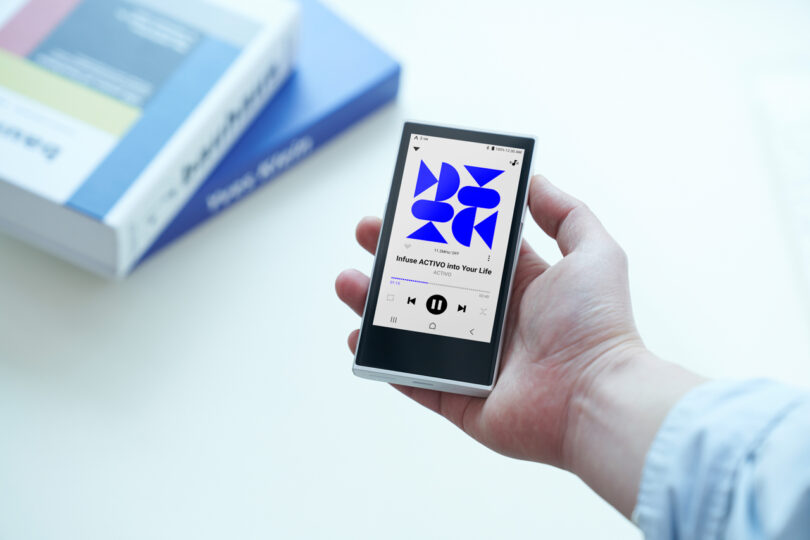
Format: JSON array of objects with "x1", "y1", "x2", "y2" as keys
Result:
[{"x1": 561, "y1": 343, "x2": 704, "y2": 518}]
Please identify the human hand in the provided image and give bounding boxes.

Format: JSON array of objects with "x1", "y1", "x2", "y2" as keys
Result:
[
  {"x1": 337, "y1": 175, "x2": 639, "y2": 460},
  {"x1": 336, "y1": 175, "x2": 700, "y2": 516}
]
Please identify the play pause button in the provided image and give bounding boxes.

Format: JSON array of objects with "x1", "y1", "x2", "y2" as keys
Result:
[{"x1": 426, "y1": 294, "x2": 447, "y2": 315}]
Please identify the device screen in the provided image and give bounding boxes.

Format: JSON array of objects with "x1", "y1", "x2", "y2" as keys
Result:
[
  {"x1": 372, "y1": 133, "x2": 525, "y2": 343},
  {"x1": 356, "y1": 123, "x2": 533, "y2": 386}
]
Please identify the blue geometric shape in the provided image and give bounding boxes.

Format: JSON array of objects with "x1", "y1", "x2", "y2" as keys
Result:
[
  {"x1": 464, "y1": 165, "x2": 504, "y2": 186},
  {"x1": 411, "y1": 200, "x2": 454, "y2": 222},
  {"x1": 451, "y1": 206, "x2": 476, "y2": 247},
  {"x1": 474, "y1": 211, "x2": 498, "y2": 249},
  {"x1": 458, "y1": 186, "x2": 500, "y2": 209},
  {"x1": 435, "y1": 162, "x2": 460, "y2": 201},
  {"x1": 408, "y1": 222, "x2": 447, "y2": 243},
  {"x1": 414, "y1": 160, "x2": 438, "y2": 197}
]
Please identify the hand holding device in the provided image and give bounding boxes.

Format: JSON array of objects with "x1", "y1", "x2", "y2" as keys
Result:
[
  {"x1": 338, "y1": 174, "x2": 704, "y2": 517},
  {"x1": 339, "y1": 172, "x2": 643, "y2": 459}
]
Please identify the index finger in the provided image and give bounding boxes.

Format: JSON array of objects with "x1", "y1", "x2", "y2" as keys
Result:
[
  {"x1": 356, "y1": 216, "x2": 382, "y2": 255},
  {"x1": 528, "y1": 175, "x2": 613, "y2": 256}
]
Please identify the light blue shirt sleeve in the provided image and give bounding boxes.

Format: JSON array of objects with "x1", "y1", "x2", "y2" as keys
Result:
[{"x1": 633, "y1": 379, "x2": 810, "y2": 540}]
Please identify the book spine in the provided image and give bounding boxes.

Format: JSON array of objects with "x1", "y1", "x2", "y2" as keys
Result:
[
  {"x1": 138, "y1": 66, "x2": 401, "y2": 265},
  {"x1": 112, "y1": 8, "x2": 300, "y2": 276}
]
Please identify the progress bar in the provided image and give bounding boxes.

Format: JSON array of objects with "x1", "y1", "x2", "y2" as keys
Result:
[
  {"x1": 390, "y1": 276, "x2": 427, "y2": 284},
  {"x1": 390, "y1": 276, "x2": 490, "y2": 295}
]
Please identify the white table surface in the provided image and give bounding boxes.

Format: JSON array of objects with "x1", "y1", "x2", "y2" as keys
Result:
[{"x1": 2, "y1": 1, "x2": 810, "y2": 538}]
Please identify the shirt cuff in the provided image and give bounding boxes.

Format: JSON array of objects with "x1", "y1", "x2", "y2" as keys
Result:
[{"x1": 632, "y1": 379, "x2": 806, "y2": 540}]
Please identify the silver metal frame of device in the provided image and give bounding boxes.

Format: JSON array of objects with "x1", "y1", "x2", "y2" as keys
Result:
[{"x1": 352, "y1": 121, "x2": 536, "y2": 398}]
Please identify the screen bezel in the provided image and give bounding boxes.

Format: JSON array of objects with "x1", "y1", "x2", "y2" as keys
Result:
[{"x1": 354, "y1": 122, "x2": 535, "y2": 386}]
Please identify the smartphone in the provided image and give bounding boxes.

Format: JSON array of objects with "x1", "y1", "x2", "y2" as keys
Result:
[{"x1": 353, "y1": 122, "x2": 535, "y2": 397}]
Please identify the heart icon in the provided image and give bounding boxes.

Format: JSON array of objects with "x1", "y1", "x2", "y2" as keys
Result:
[{"x1": 404, "y1": 243, "x2": 411, "y2": 248}]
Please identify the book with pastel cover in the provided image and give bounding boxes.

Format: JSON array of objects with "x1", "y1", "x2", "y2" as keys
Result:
[{"x1": 0, "y1": 0, "x2": 299, "y2": 276}]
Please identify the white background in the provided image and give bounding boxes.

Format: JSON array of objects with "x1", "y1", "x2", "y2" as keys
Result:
[{"x1": 1, "y1": 1, "x2": 809, "y2": 538}]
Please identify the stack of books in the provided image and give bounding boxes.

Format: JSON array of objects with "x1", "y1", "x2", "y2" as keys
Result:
[{"x1": 0, "y1": 0, "x2": 400, "y2": 277}]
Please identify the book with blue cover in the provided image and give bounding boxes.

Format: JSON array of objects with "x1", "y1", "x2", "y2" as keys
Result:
[
  {"x1": 0, "y1": 0, "x2": 299, "y2": 276},
  {"x1": 139, "y1": 0, "x2": 401, "y2": 265}
]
